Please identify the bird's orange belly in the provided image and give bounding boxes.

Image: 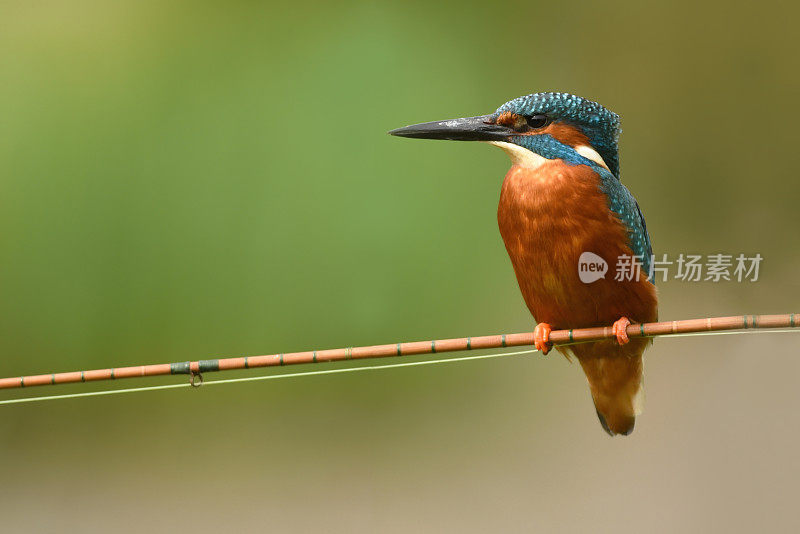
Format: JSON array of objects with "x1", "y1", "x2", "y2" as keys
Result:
[{"x1": 497, "y1": 163, "x2": 657, "y2": 329}]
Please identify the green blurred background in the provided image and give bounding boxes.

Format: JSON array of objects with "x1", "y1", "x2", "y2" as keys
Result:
[{"x1": 1, "y1": 1, "x2": 798, "y2": 532}]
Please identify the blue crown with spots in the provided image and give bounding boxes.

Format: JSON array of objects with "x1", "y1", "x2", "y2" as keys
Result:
[{"x1": 495, "y1": 92, "x2": 622, "y2": 177}]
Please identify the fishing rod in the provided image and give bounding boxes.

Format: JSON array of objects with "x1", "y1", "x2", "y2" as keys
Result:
[{"x1": 1, "y1": 313, "x2": 796, "y2": 391}]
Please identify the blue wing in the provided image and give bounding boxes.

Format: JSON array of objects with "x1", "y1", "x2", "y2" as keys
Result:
[{"x1": 595, "y1": 168, "x2": 654, "y2": 277}]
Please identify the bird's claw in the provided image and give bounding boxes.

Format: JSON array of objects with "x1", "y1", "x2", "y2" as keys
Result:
[
  {"x1": 612, "y1": 317, "x2": 631, "y2": 345},
  {"x1": 534, "y1": 322, "x2": 553, "y2": 355}
]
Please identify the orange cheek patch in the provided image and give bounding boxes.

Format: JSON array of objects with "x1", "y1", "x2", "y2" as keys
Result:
[{"x1": 523, "y1": 122, "x2": 590, "y2": 148}]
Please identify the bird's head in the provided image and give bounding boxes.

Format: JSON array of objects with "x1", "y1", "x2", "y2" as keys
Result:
[{"x1": 389, "y1": 92, "x2": 621, "y2": 178}]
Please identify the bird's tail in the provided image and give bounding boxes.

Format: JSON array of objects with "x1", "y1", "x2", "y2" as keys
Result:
[{"x1": 570, "y1": 339, "x2": 646, "y2": 436}]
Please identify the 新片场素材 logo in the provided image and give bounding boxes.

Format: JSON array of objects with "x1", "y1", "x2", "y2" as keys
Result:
[{"x1": 578, "y1": 252, "x2": 763, "y2": 283}]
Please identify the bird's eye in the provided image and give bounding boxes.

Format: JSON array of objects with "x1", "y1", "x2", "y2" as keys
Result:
[{"x1": 525, "y1": 114, "x2": 549, "y2": 129}]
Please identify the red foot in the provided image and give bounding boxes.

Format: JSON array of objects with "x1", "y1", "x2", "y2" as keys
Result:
[
  {"x1": 612, "y1": 317, "x2": 631, "y2": 345},
  {"x1": 534, "y1": 322, "x2": 552, "y2": 355}
]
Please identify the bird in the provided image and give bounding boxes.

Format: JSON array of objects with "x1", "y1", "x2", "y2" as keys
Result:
[{"x1": 389, "y1": 92, "x2": 658, "y2": 436}]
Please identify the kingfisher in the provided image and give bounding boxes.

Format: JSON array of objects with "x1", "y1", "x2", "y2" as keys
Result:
[{"x1": 389, "y1": 92, "x2": 658, "y2": 436}]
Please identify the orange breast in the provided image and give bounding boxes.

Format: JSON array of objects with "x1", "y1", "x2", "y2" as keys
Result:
[{"x1": 497, "y1": 162, "x2": 657, "y2": 328}]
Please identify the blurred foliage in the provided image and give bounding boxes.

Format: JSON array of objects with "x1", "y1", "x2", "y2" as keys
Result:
[{"x1": 0, "y1": 1, "x2": 798, "y2": 531}]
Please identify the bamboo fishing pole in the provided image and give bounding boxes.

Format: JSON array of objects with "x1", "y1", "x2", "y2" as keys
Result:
[{"x1": 0, "y1": 313, "x2": 796, "y2": 391}]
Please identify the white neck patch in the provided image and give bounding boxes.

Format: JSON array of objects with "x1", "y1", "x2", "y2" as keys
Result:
[{"x1": 574, "y1": 145, "x2": 610, "y2": 170}]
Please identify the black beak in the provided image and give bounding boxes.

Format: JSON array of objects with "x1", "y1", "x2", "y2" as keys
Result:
[{"x1": 388, "y1": 114, "x2": 511, "y2": 142}]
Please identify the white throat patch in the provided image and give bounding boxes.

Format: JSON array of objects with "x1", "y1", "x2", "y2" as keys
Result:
[{"x1": 487, "y1": 141, "x2": 547, "y2": 170}]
